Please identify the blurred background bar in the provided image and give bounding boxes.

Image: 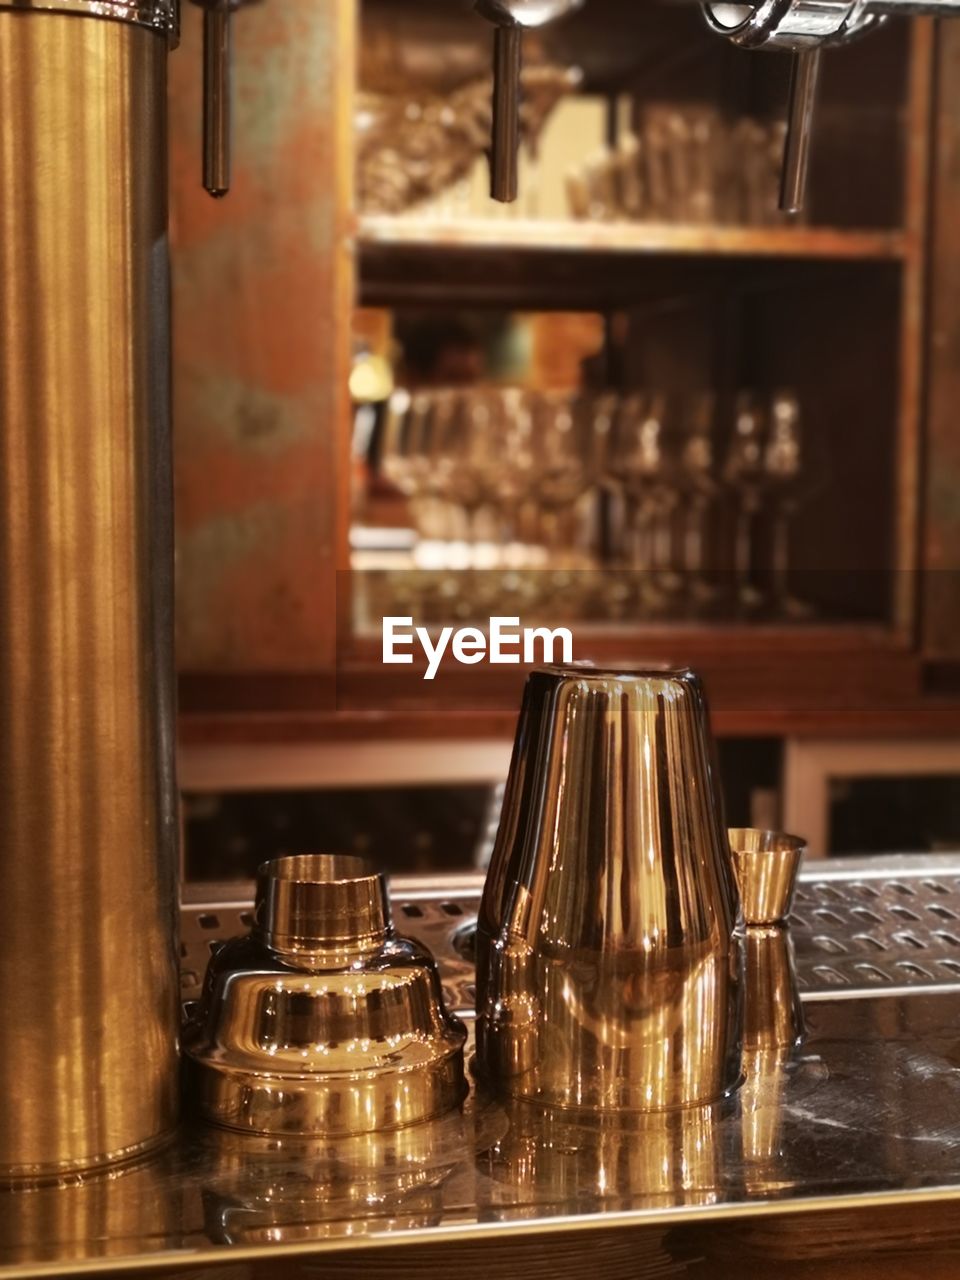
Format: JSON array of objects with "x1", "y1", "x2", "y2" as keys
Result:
[{"x1": 169, "y1": 0, "x2": 960, "y2": 884}]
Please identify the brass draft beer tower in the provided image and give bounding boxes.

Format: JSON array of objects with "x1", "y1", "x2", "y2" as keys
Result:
[
  {"x1": 0, "y1": 0, "x2": 179, "y2": 1181},
  {"x1": 0, "y1": 0, "x2": 240, "y2": 1178}
]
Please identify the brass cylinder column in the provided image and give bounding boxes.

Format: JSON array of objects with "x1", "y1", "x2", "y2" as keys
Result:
[{"x1": 0, "y1": 2, "x2": 179, "y2": 1180}]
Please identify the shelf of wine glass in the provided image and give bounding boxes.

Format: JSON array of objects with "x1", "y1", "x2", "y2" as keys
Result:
[{"x1": 358, "y1": 215, "x2": 910, "y2": 263}]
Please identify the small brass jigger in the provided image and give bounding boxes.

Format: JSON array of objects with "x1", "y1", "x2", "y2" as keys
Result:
[
  {"x1": 729, "y1": 832, "x2": 806, "y2": 1191},
  {"x1": 728, "y1": 828, "x2": 806, "y2": 927},
  {"x1": 475, "y1": 666, "x2": 744, "y2": 1111},
  {"x1": 185, "y1": 854, "x2": 467, "y2": 1136}
]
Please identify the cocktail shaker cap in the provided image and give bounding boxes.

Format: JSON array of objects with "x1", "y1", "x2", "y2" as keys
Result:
[{"x1": 186, "y1": 855, "x2": 468, "y2": 1137}]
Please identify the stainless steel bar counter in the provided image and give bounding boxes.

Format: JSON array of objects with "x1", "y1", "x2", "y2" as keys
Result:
[{"x1": 8, "y1": 853, "x2": 960, "y2": 1280}]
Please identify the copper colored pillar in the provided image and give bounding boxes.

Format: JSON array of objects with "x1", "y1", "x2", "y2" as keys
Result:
[{"x1": 0, "y1": 3, "x2": 179, "y2": 1181}]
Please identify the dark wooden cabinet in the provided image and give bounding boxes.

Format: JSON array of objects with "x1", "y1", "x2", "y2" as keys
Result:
[
  {"x1": 922, "y1": 22, "x2": 960, "y2": 667},
  {"x1": 169, "y1": 2, "x2": 960, "y2": 747}
]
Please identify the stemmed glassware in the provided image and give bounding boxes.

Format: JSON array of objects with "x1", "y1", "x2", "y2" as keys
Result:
[
  {"x1": 434, "y1": 389, "x2": 499, "y2": 551},
  {"x1": 607, "y1": 391, "x2": 674, "y2": 612},
  {"x1": 490, "y1": 387, "x2": 537, "y2": 564},
  {"x1": 566, "y1": 103, "x2": 796, "y2": 227},
  {"x1": 676, "y1": 390, "x2": 720, "y2": 613},
  {"x1": 723, "y1": 391, "x2": 769, "y2": 616},
  {"x1": 369, "y1": 383, "x2": 819, "y2": 625},
  {"x1": 380, "y1": 389, "x2": 439, "y2": 536},
  {"x1": 764, "y1": 389, "x2": 813, "y2": 619},
  {"x1": 529, "y1": 390, "x2": 597, "y2": 568},
  {"x1": 718, "y1": 387, "x2": 816, "y2": 619}
]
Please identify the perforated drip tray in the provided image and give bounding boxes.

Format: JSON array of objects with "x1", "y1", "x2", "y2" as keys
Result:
[
  {"x1": 787, "y1": 857, "x2": 960, "y2": 994},
  {"x1": 181, "y1": 853, "x2": 960, "y2": 1007}
]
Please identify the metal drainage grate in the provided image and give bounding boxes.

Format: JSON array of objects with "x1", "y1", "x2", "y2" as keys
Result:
[
  {"x1": 786, "y1": 869, "x2": 960, "y2": 993},
  {"x1": 181, "y1": 858, "x2": 960, "y2": 1008}
]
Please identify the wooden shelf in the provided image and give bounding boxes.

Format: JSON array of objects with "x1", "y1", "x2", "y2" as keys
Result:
[
  {"x1": 177, "y1": 626, "x2": 960, "y2": 746},
  {"x1": 358, "y1": 215, "x2": 910, "y2": 263},
  {"x1": 358, "y1": 214, "x2": 911, "y2": 306},
  {"x1": 178, "y1": 700, "x2": 960, "y2": 748}
]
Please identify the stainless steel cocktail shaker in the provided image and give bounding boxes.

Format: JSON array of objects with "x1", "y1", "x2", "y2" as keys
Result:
[
  {"x1": 475, "y1": 665, "x2": 743, "y2": 1111},
  {"x1": 185, "y1": 854, "x2": 468, "y2": 1136}
]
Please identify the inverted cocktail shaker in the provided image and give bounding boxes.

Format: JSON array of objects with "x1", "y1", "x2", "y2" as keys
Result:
[{"x1": 475, "y1": 665, "x2": 743, "y2": 1110}]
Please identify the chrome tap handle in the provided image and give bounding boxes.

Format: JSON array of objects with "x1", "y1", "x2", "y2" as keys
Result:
[
  {"x1": 704, "y1": 0, "x2": 960, "y2": 210},
  {"x1": 702, "y1": 0, "x2": 876, "y2": 213},
  {"x1": 202, "y1": 0, "x2": 232, "y2": 198},
  {"x1": 475, "y1": 0, "x2": 584, "y2": 204},
  {"x1": 779, "y1": 47, "x2": 821, "y2": 213},
  {"x1": 490, "y1": 22, "x2": 523, "y2": 203},
  {"x1": 191, "y1": 0, "x2": 253, "y2": 197},
  {"x1": 702, "y1": 0, "x2": 879, "y2": 51}
]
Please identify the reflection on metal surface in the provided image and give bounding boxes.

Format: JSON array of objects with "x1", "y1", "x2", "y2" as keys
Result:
[
  {"x1": 255, "y1": 853, "x2": 391, "y2": 963},
  {"x1": 197, "y1": 1117, "x2": 471, "y2": 1244},
  {"x1": 743, "y1": 927, "x2": 804, "y2": 1052},
  {"x1": 740, "y1": 1044, "x2": 796, "y2": 1195},
  {"x1": 5, "y1": 983, "x2": 960, "y2": 1272},
  {"x1": 740, "y1": 927, "x2": 805, "y2": 1193},
  {"x1": 480, "y1": 1097, "x2": 730, "y2": 1213},
  {"x1": 0, "y1": 14, "x2": 179, "y2": 1182},
  {"x1": 475, "y1": 666, "x2": 743, "y2": 1110},
  {"x1": 730, "y1": 828, "x2": 806, "y2": 926},
  {"x1": 701, "y1": 0, "x2": 880, "y2": 50},
  {"x1": 185, "y1": 856, "x2": 468, "y2": 1135},
  {"x1": 739, "y1": 1043, "x2": 800, "y2": 1196},
  {"x1": 0, "y1": 1151, "x2": 182, "y2": 1269}
]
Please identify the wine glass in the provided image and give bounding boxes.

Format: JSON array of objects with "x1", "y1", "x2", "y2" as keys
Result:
[
  {"x1": 375, "y1": 388, "x2": 435, "y2": 619},
  {"x1": 764, "y1": 388, "x2": 814, "y2": 619},
  {"x1": 380, "y1": 388, "x2": 438, "y2": 536},
  {"x1": 723, "y1": 391, "x2": 768, "y2": 615},
  {"x1": 647, "y1": 399, "x2": 685, "y2": 605},
  {"x1": 488, "y1": 387, "x2": 538, "y2": 564},
  {"x1": 607, "y1": 390, "x2": 674, "y2": 614},
  {"x1": 529, "y1": 389, "x2": 596, "y2": 568},
  {"x1": 676, "y1": 390, "x2": 720, "y2": 614}
]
